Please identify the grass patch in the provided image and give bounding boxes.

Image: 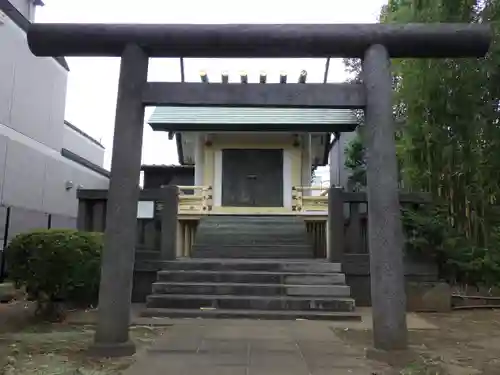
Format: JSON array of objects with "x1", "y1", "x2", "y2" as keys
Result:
[
  {"x1": 400, "y1": 361, "x2": 446, "y2": 374},
  {"x1": 0, "y1": 323, "x2": 165, "y2": 375}
]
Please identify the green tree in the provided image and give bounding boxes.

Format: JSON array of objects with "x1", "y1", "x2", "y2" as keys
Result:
[
  {"x1": 343, "y1": 0, "x2": 500, "y2": 286},
  {"x1": 385, "y1": 0, "x2": 500, "y2": 247},
  {"x1": 344, "y1": 133, "x2": 366, "y2": 190}
]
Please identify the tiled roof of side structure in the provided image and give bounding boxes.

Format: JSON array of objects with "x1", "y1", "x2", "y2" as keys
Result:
[{"x1": 148, "y1": 107, "x2": 359, "y2": 125}]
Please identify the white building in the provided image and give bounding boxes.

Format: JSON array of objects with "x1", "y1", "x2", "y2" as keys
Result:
[{"x1": 0, "y1": 0, "x2": 109, "y2": 243}]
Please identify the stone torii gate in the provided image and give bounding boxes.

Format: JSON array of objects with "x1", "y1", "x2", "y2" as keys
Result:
[{"x1": 28, "y1": 23, "x2": 491, "y2": 357}]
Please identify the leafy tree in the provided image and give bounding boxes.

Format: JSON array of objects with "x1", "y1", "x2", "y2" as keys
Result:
[
  {"x1": 386, "y1": 0, "x2": 500, "y2": 249},
  {"x1": 344, "y1": 133, "x2": 366, "y2": 190},
  {"x1": 343, "y1": 0, "x2": 500, "y2": 286}
]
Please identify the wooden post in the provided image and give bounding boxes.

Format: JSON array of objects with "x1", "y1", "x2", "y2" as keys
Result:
[
  {"x1": 143, "y1": 220, "x2": 157, "y2": 249},
  {"x1": 190, "y1": 223, "x2": 196, "y2": 256},
  {"x1": 176, "y1": 221, "x2": 183, "y2": 258},
  {"x1": 77, "y1": 199, "x2": 88, "y2": 231},
  {"x1": 327, "y1": 187, "x2": 344, "y2": 262},
  {"x1": 160, "y1": 185, "x2": 178, "y2": 261},
  {"x1": 346, "y1": 202, "x2": 362, "y2": 254},
  {"x1": 184, "y1": 225, "x2": 190, "y2": 257},
  {"x1": 90, "y1": 44, "x2": 148, "y2": 357},
  {"x1": 363, "y1": 44, "x2": 408, "y2": 351},
  {"x1": 92, "y1": 200, "x2": 106, "y2": 232}
]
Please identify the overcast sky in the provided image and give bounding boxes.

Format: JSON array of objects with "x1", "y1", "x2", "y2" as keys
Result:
[{"x1": 35, "y1": 0, "x2": 386, "y2": 180}]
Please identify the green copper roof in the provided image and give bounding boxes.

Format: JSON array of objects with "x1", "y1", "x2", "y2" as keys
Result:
[{"x1": 148, "y1": 107, "x2": 359, "y2": 126}]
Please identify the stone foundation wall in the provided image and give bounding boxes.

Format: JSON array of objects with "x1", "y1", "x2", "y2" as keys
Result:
[
  {"x1": 132, "y1": 271, "x2": 157, "y2": 303},
  {"x1": 343, "y1": 254, "x2": 442, "y2": 310},
  {"x1": 132, "y1": 257, "x2": 161, "y2": 303}
]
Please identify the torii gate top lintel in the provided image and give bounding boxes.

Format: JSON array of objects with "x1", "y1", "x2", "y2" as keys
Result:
[{"x1": 28, "y1": 23, "x2": 491, "y2": 59}]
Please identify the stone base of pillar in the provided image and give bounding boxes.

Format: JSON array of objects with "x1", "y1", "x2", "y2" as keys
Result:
[
  {"x1": 88, "y1": 340, "x2": 136, "y2": 358},
  {"x1": 365, "y1": 347, "x2": 418, "y2": 367}
]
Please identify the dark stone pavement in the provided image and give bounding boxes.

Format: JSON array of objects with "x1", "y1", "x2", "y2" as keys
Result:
[{"x1": 122, "y1": 319, "x2": 392, "y2": 374}]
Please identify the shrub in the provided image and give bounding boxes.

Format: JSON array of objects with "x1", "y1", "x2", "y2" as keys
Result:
[
  {"x1": 402, "y1": 204, "x2": 450, "y2": 257},
  {"x1": 401, "y1": 204, "x2": 500, "y2": 287},
  {"x1": 6, "y1": 229, "x2": 102, "y2": 320}
]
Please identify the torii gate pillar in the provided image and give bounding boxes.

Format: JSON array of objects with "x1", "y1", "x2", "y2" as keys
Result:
[
  {"x1": 363, "y1": 44, "x2": 408, "y2": 350},
  {"x1": 89, "y1": 44, "x2": 148, "y2": 357}
]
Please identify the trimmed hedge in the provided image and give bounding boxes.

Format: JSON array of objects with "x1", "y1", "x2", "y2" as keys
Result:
[{"x1": 6, "y1": 229, "x2": 102, "y2": 318}]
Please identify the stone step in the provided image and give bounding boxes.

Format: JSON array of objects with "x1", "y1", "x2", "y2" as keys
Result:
[
  {"x1": 193, "y1": 244, "x2": 312, "y2": 251},
  {"x1": 151, "y1": 282, "x2": 351, "y2": 297},
  {"x1": 140, "y1": 308, "x2": 362, "y2": 321},
  {"x1": 191, "y1": 252, "x2": 313, "y2": 259},
  {"x1": 192, "y1": 245, "x2": 313, "y2": 252},
  {"x1": 196, "y1": 216, "x2": 307, "y2": 224},
  {"x1": 157, "y1": 270, "x2": 346, "y2": 284},
  {"x1": 192, "y1": 245, "x2": 312, "y2": 251},
  {"x1": 194, "y1": 224, "x2": 311, "y2": 231},
  {"x1": 191, "y1": 251, "x2": 313, "y2": 255},
  {"x1": 160, "y1": 259, "x2": 342, "y2": 273},
  {"x1": 146, "y1": 294, "x2": 355, "y2": 311},
  {"x1": 193, "y1": 234, "x2": 312, "y2": 242},
  {"x1": 193, "y1": 215, "x2": 314, "y2": 259}
]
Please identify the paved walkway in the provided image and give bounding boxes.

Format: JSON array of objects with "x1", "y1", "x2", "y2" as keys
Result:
[
  {"x1": 66, "y1": 307, "x2": 437, "y2": 374},
  {"x1": 122, "y1": 319, "x2": 392, "y2": 375}
]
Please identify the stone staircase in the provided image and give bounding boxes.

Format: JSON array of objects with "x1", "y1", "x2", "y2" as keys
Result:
[
  {"x1": 141, "y1": 259, "x2": 360, "y2": 320},
  {"x1": 190, "y1": 216, "x2": 314, "y2": 259},
  {"x1": 141, "y1": 215, "x2": 359, "y2": 320}
]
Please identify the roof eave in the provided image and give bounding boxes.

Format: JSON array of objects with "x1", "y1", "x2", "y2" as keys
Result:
[{"x1": 149, "y1": 122, "x2": 358, "y2": 133}]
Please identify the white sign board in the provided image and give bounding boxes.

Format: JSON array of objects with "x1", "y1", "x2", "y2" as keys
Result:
[{"x1": 137, "y1": 201, "x2": 155, "y2": 219}]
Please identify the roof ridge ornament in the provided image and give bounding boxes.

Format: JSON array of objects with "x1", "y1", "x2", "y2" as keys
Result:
[
  {"x1": 298, "y1": 70, "x2": 307, "y2": 84},
  {"x1": 199, "y1": 71, "x2": 209, "y2": 83},
  {"x1": 240, "y1": 71, "x2": 248, "y2": 84},
  {"x1": 259, "y1": 71, "x2": 267, "y2": 84}
]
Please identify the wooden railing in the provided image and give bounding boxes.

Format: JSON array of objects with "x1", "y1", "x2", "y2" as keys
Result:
[
  {"x1": 178, "y1": 185, "x2": 212, "y2": 215},
  {"x1": 292, "y1": 186, "x2": 329, "y2": 213},
  {"x1": 306, "y1": 221, "x2": 327, "y2": 258}
]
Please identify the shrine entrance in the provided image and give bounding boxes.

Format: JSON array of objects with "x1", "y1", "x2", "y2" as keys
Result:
[{"x1": 221, "y1": 149, "x2": 284, "y2": 207}]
